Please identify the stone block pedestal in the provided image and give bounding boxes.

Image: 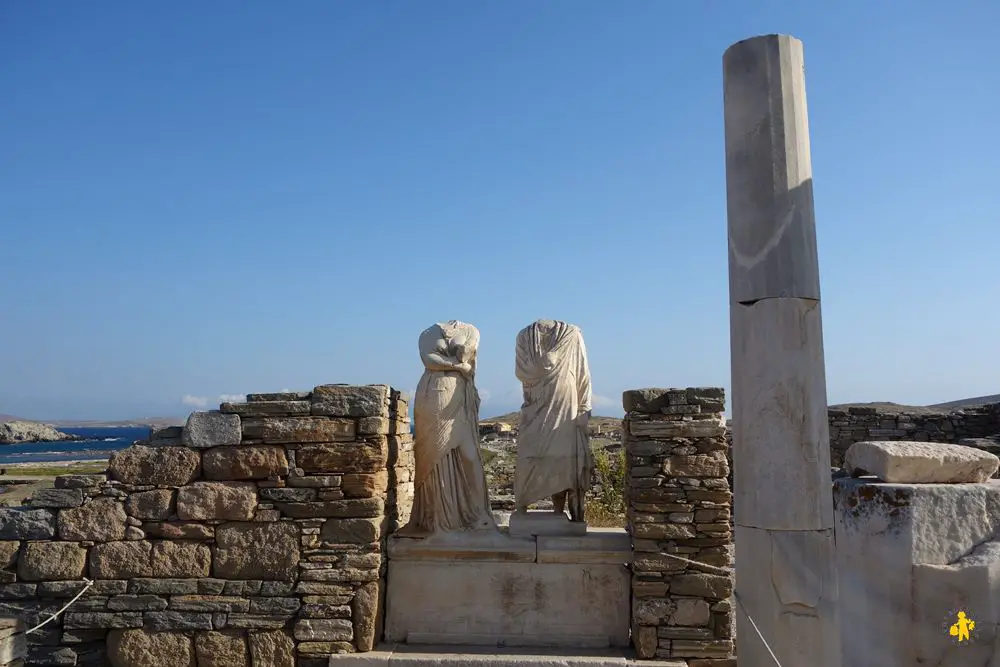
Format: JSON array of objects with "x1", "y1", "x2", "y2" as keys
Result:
[
  {"x1": 834, "y1": 477, "x2": 1000, "y2": 666},
  {"x1": 384, "y1": 529, "x2": 630, "y2": 648}
]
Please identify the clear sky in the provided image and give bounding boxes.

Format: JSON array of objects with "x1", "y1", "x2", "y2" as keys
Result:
[{"x1": 2, "y1": 1, "x2": 998, "y2": 421}]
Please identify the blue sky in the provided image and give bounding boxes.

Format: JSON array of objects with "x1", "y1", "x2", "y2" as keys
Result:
[{"x1": 2, "y1": 1, "x2": 998, "y2": 421}]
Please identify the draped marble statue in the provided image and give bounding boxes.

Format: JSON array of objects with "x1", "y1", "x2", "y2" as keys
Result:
[
  {"x1": 513, "y1": 319, "x2": 593, "y2": 522},
  {"x1": 398, "y1": 321, "x2": 497, "y2": 537}
]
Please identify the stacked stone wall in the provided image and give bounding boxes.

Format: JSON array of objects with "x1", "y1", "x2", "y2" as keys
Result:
[
  {"x1": 623, "y1": 388, "x2": 734, "y2": 665},
  {"x1": 0, "y1": 384, "x2": 413, "y2": 667},
  {"x1": 827, "y1": 402, "x2": 1000, "y2": 467}
]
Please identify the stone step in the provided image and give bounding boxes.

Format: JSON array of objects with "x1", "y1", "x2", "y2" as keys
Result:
[{"x1": 328, "y1": 644, "x2": 687, "y2": 667}]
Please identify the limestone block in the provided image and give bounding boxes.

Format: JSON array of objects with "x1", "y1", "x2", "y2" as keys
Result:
[
  {"x1": 176, "y1": 482, "x2": 257, "y2": 521},
  {"x1": 296, "y1": 441, "x2": 388, "y2": 474},
  {"x1": 385, "y1": 559, "x2": 630, "y2": 648},
  {"x1": 723, "y1": 34, "x2": 820, "y2": 303},
  {"x1": 17, "y1": 542, "x2": 87, "y2": 581},
  {"x1": 320, "y1": 517, "x2": 387, "y2": 544},
  {"x1": 294, "y1": 618, "x2": 353, "y2": 641},
  {"x1": 352, "y1": 580, "x2": 381, "y2": 652},
  {"x1": 55, "y1": 474, "x2": 106, "y2": 489},
  {"x1": 194, "y1": 630, "x2": 248, "y2": 667},
  {"x1": 220, "y1": 401, "x2": 311, "y2": 417},
  {"x1": 0, "y1": 509, "x2": 55, "y2": 540},
  {"x1": 274, "y1": 498, "x2": 383, "y2": 519},
  {"x1": 214, "y1": 522, "x2": 299, "y2": 581},
  {"x1": 311, "y1": 384, "x2": 389, "y2": 418},
  {"x1": 150, "y1": 425, "x2": 182, "y2": 445},
  {"x1": 536, "y1": 531, "x2": 631, "y2": 564},
  {"x1": 734, "y1": 525, "x2": 840, "y2": 667},
  {"x1": 181, "y1": 411, "x2": 241, "y2": 448},
  {"x1": 28, "y1": 488, "x2": 84, "y2": 509},
  {"x1": 261, "y1": 417, "x2": 356, "y2": 444},
  {"x1": 388, "y1": 532, "x2": 535, "y2": 563},
  {"x1": 248, "y1": 391, "x2": 311, "y2": 402},
  {"x1": 630, "y1": 418, "x2": 726, "y2": 439},
  {"x1": 202, "y1": 445, "x2": 289, "y2": 480},
  {"x1": 151, "y1": 541, "x2": 211, "y2": 577},
  {"x1": 730, "y1": 297, "x2": 833, "y2": 530},
  {"x1": 342, "y1": 471, "x2": 389, "y2": 498},
  {"x1": 845, "y1": 440, "x2": 1000, "y2": 483},
  {"x1": 89, "y1": 541, "x2": 153, "y2": 579},
  {"x1": 247, "y1": 630, "x2": 294, "y2": 667},
  {"x1": 662, "y1": 452, "x2": 728, "y2": 478},
  {"x1": 109, "y1": 445, "x2": 201, "y2": 486},
  {"x1": 106, "y1": 628, "x2": 195, "y2": 667},
  {"x1": 58, "y1": 498, "x2": 127, "y2": 541},
  {"x1": 124, "y1": 489, "x2": 174, "y2": 520},
  {"x1": 0, "y1": 542, "x2": 18, "y2": 569}
]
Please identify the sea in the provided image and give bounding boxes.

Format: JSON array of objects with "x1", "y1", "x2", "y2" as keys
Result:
[{"x1": 0, "y1": 427, "x2": 150, "y2": 466}]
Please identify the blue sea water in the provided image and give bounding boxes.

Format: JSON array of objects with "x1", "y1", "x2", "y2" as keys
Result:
[{"x1": 0, "y1": 426, "x2": 150, "y2": 466}]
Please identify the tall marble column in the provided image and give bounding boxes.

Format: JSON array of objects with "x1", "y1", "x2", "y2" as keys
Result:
[{"x1": 723, "y1": 34, "x2": 842, "y2": 667}]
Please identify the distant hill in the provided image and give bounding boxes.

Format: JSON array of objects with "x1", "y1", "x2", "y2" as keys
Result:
[
  {"x1": 482, "y1": 411, "x2": 623, "y2": 432},
  {"x1": 928, "y1": 394, "x2": 1000, "y2": 411},
  {"x1": 827, "y1": 394, "x2": 999, "y2": 415},
  {"x1": 0, "y1": 415, "x2": 184, "y2": 428}
]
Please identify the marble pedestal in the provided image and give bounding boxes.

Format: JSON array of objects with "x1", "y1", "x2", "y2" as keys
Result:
[
  {"x1": 384, "y1": 529, "x2": 630, "y2": 648},
  {"x1": 508, "y1": 509, "x2": 587, "y2": 538},
  {"x1": 834, "y1": 478, "x2": 1000, "y2": 666}
]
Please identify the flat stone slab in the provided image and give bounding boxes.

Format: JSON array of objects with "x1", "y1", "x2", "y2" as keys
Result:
[
  {"x1": 328, "y1": 644, "x2": 688, "y2": 666},
  {"x1": 509, "y1": 511, "x2": 586, "y2": 538},
  {"x1": 845, "y1": 440, "x2": 1000, "y2": 483},
  {"x1": 536, "y1": 530, "x2": 630, "y2": 565},
  {"x1": 388, "y1": 531, "x2": 536, "y2": 563}
]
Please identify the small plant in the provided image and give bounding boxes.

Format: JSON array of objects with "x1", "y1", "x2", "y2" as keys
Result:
[{"x1": 589, "y1": 446, "x2": 626, "y2": 526}]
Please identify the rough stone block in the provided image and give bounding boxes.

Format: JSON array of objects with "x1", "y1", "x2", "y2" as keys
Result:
[
  {"x1": 311, "y1": 384, "x2": 389, "y2": 418},
  {"x1": 845, "y1": 440, "x2": 1000, "y2": 483},
  {"x1": 221, "y1": 401, "x2": 311, "y2": 418},
  {"x1": 125, "y1": 489, "x2": 175, "y2": 521},
  {"x1": 181, "y1": 411, "x2": 242, "y2": 448},
  {"x1": 214, "y1": 522, "x2": 299, "y2": 581},
  {"x1": 319, "y1": 518, "x2": 387, "y2": 544},
  {"x1": 29, "y1": 488, "x2": 84, "y2": 509},
  {"x1": 176, "y1": 482, "x2": 257, "y2": 521},
  {"x1": 194, "y1": 630, "x2": 248, "y2": 667},
  {"x1": 662, "y1": 452, "x2": 729, "y2": 477},
  {"x1": 274, "y1": 498, "x2": 383, "y2": 519},
  {"x1": 261, "y1": 418, "x2": 355, "y2": 444},
  {"x1": 55, "y1": 474, "x2": 106, "y2": 489},
  {"x1": 202, "y1": 446, "x2": 289, "y2": 480},
  {"x1": 248, "y1": 630, "x2": 294, "y2": 667},
  {"x1": 109, "y1": 446, "x2": 201, "y2": 486},
  {"x1": 58, "y1": 498, "x2": 127, "y2": 542},
  {"x1": 151, "y1": 541, "x2": 211, "y2": 578},
  {"x1": 89, "y1": 541, "x2": 153, "y2": 579},
  {"x1": 141, "y1": 522, "x2": 214, "y2": 540},
  {"x1": 17, "y1": 541, "x2": 87, "y2": 581},
  {"x1": 296, "y1": 442, "x2": 388, "y2": 474},
  {"x1": 0, "y1": 541, "x2": 18, "y2": 569},
  {"x1": 293, "y1": 618, "x2": 353, "y2": 642},
  {"x1": 341, "y1": 471, "x2": 388, "y2": 498},
  {"x1": 144, "y1": 611, "x2": 213, "y2": 631},
  {"x1": 0, "y1": 509, "x2": 56, "y2": 540}
]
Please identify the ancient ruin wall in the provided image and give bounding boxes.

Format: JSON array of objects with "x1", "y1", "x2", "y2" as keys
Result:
[
  {"x1": 827, "y1": 403, "x2": 1000, "y2": 467},
  {"x1": 0, "y1": 384, "x2": 413, "y2": 667},
  {"x1": 623, "y1": 388, "x2": 734, "y2": 663}
]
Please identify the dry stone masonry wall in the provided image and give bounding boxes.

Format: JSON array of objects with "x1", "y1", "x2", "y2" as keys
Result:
[
  {"x1": 623, "y1": 388, "x2": 734, "y2": 664},
  {"x1": 828, "y1": 402, "x2": 1000, "y2": 468},
  {"x1": 0, "y1": 384, "x2": 413, "y2": 667}
]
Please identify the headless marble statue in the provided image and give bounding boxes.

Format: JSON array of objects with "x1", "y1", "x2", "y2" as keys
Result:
[
  {"x1": 513, "y1": 319, "x2": 593, "y2": 522},
  {"x1": 398, "y1": 321, "x2": 497, "y2": 538}
]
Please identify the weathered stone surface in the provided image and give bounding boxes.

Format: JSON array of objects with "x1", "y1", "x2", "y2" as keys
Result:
[
  {"x1": 0, "y1": 508, "x2": 56, "y2": 540},
  {"x1": 203, "y1": 446, "x2": 289, "y2": 480},
  {"x1": 261, "y1": 418, "x2": 355, "y2": 444},
  {"x1": 144, "y1": 611, "x2": 213, "y2": 631},
  {"x1": 259, "y1": 488, "x2": 315, "y2": 503},
  {"x1": 150, "y1": 425, "x2": 183, "y2": 445},
  {"x1": 214, "y1": 522, "x2": 299, "y2": 581},
  {"x1": 274, "y1": 498, "x2": 383, "y2": 519},
  {"x1": 297, "y1": 442, "x2": 388, "y2": 474},
  {"x1": 151, "y1": 541, "x2": 211, "y2": 578},
  {"x1": 109, "y1": 445, "x2": 201, "y2": 486},
  {"x1": 59, "y1": 498, "x2": 127, "y2": 541},
  {"x1": 353, "y1": 580, "x2": 380, "y2": 651},
  {"x1": 171, "y1": 595, "x2": 250, "y2": 612},
  {"x1": 125, "y1": 489, "x2": 175, "y2": 521},
  {"x1": 248, "y1": 630, "x2": 294, "y2": 667},
  {"x1": 845, "y1": 440, "x2": 1000, "y2": 483},
  {"x1": 633, "y1": 624, "x2": 658, "y2": 658},
  {"x1": 311, "y1": 385, "x2": 388, "y2": 417},
  {"x1": 221, "y1": 401, "x2": 310, "y2": 417},
  {"x1": 90, "y1": 541, "x2": 153, "y2": 579},
  {"x1": 663, "y1": 452, "x2": 729, "y2": 478},
  {"x1": 195, "y1": 630, "x2": 248, "y2": 667},
  {"x1": 630, "y1": 418, "x2": 726, "y2": 439},
  {"x1": 0, "y1": 541, "x2": 19, "y2": 568},
  {"x1": 341, "y1": 471, "x2": 388, "y2": 498},
  {"x1": 671, "y1": 599, "x2": 711, "y2": 626},
  {"x1": 176, "y1": 482, "x2": 257, "y2": 521},
  {"x1": 17, "y1": 541, "x2": 87, "y2": 581},
  {"x1": 142, "y1": 522, "x2": 215, "y2": 540},
  {"x1": 129, "y1": 578, "x2": 199, "y2": 595},
  {"x1": 248, "y1": 392, "x2": 311, "y2": 402},
  {"x1": 293, "y1": 618, "x2": 353, "y2": 641},
  {"x1": 107, "y1": 594, "x2": 168, "y2": 611},
  {"x1": 55, "y1": 474, "x2": 106, "y2": 489},
  {"x1": 181, "y1": 411, "x2": 241, "y2": 449},
  {"x1": 64, "y1": 611, "x2": 142, "y2": 629},
  {"x1": 320, "y1": 518, "x2": 386, "y2": 544},
  {"x1": 29, "y1": 488, "x2": 84, "y2": 509}
]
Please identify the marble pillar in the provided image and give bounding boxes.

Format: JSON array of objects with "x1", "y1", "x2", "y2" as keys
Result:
[{"x1": 723, "y1": 34, "x2": 841, "y2": 667}]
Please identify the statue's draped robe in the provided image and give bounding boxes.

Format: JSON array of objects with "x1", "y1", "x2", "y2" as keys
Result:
[
  {"x1": 514, "y1": 321, "x2": 593, "y2": 519},
  {"x1": 401, "y1": 321, "x2": 495, "y2": 536}
]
